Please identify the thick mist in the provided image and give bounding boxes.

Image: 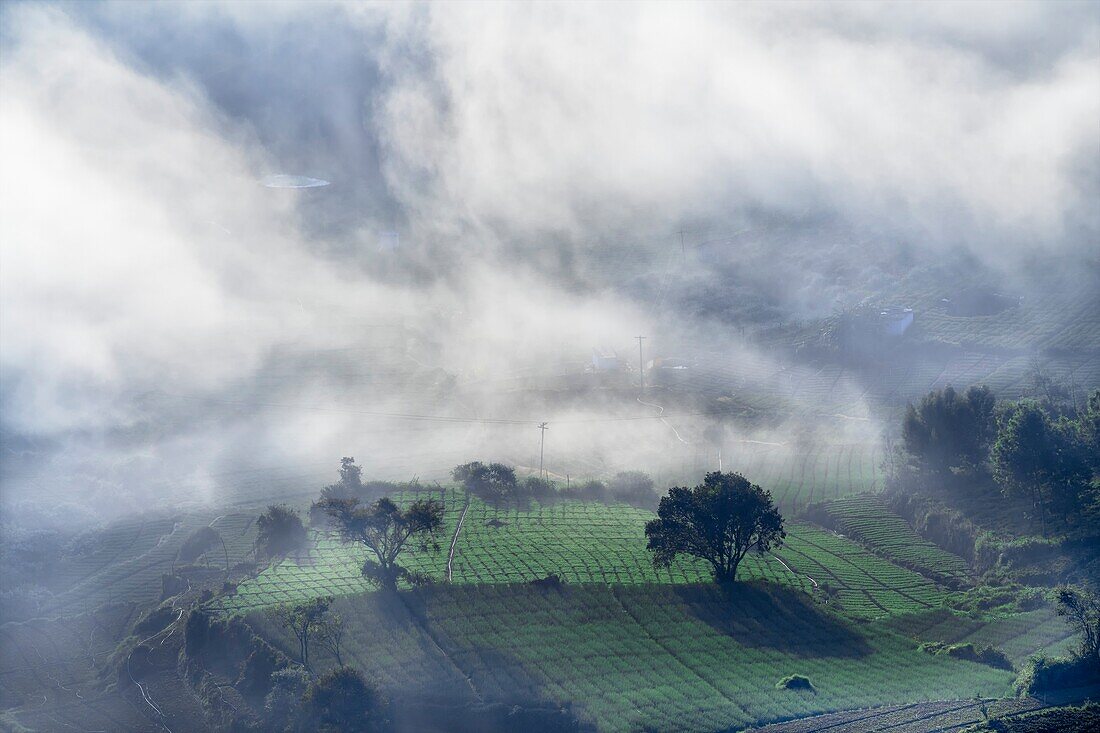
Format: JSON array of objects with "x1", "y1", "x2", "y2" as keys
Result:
[{"x1": 1, "y1": 1, "x2": 1097, "y2": 526}]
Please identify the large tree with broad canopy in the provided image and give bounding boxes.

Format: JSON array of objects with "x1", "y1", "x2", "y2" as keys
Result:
[{"x1": 645, "y1": 471, "x2": 784, "y2": 582}]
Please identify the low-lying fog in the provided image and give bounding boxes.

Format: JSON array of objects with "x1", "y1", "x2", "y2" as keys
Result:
[{"x1": 2, "y1": 1, "x2": 1097, "y2": 529}]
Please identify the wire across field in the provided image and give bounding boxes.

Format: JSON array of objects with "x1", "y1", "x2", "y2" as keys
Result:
[
  {"x1": 216, "y1": 492, "x2": 950, "y2": 619},
  {"x1": 249, "y1": 583, "x2": 1014, "y2": 733}
]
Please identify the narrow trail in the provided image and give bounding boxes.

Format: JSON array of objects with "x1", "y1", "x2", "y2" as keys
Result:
[
  {"x1": 447, "y1": 496, "x2": 471, "y2": 582},
  {"x1": 769, "y1": 552, "x2": 818, "y2": 589},
  {"x1": 636, "y1": 396, "x2": 690, "y2": 444}
]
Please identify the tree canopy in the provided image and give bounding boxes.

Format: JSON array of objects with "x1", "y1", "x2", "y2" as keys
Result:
[
  {"x1": 255, "y1": 505, "x2": 308, "y2": 559},
  {"x1": 301, "y1": 666, "x2": 386, "y2": 733},
  {"x1": 992, "y1": 400, "x2": 1090, "y2": 531},
  {"x1": 645, "y1": 472, "x2": 784, "y2": 582},
  {"x1": 902, "y1": 385, "x2": 996, "y2": 477},
  {"x1": 452, "y1": 461, "x2": 518, "y2": 505},
  {"x1": 318, "y1": 496, "x2": 444, "y2": 589}
]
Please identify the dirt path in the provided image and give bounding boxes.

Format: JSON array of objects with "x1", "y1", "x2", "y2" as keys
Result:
[{"x1": 446, "y1": 496, "x2": 471, "y2": 582}]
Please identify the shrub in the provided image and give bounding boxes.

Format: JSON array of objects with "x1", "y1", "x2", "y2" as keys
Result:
[
  {"x1": 776, "y1": 674, "x2": 814, "y2": 692},
  {"x1": 256, "y1": 505, "x2": 308, "y2": 559},
  {"x1": 265, "y1": 667, "x2": 310, "y2": 732},
  {"x1": 920, "y1": 641, "x2": 1013, "y2": 670},
  {"x1": 609, "y1": 471, "x2": 656, "y2": 507},
  {"x1": 302, "y1": 666, "x2": 387, "y2": 732},
  {"x1": 1015, "y1": 655, "x2": 1100, "y2": 695}
]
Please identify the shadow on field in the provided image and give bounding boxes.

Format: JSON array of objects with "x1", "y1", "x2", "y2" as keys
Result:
[{"x1": 667, "y1": 583, "x2": 872, "y2": 658}]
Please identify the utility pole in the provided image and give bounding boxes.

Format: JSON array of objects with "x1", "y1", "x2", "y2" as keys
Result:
[
  {"x1": 679, "y1": 229, "x2": 685, "y2": 258},
  {"x1": 636, "y1": 335, "x2": 647, "y2": 393},
  {"x1": 538, "y1": 422, "x2": 549, "y2": 479}
]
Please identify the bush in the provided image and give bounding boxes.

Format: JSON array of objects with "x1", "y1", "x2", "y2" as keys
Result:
[
  {"x1": 453, "y1": 462, "x2": 518, "y2": 505},
  {"x1": 574, "y1": 479, "x2": 608, "y2": 501},
  {"x1": 1015, "y1": 655, "x2": 1100, "y2": 695},
  {"x1": 521, "y1": 476, "x2": 557, "y2": 502},
  {"x1": 265, "y1": 667, "x2": 310, "y2": 732},
  {"x1": 608, "y1": 471, "x2": 656, "y2": 507},
  {"x1": 776, "y1": 674, "x2": 814, "y2": 692},
  {"x1": 919, "y1": 641, "x2": 1013, "y2": 670},
  {"x1": 256, "y1": 505, "x2": 308, "y2": 559},
  {"x1": 302, "y1": 666, "x2": 386, "y2": 732}
]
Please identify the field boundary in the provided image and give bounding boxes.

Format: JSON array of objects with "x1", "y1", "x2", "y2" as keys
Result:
[{"x1": 447, "y1": 495, "x2": 471, "y2": 582}]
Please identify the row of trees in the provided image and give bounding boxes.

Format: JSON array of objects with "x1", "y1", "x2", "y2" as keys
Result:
[
  {"x1": 451, "y1": 461, "x2": 658, "y2": 507},
  {"x1": 899, "y1": 385, "x2": 1100, "y2": 533}
]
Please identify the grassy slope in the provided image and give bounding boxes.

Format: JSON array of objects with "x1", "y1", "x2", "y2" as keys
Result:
[
  {"x1": 807, "y1": 494, "x2": 971, "y2": 583},
  {"x1": 249, "y1": 583, "x2": 1013, "y2": 733},
  {"x1": 880, "y1": 607, "x2": 1079, "y2": 666},
  {"x1": 217, "y1": 493, "x2": 949, "y2": 618}
]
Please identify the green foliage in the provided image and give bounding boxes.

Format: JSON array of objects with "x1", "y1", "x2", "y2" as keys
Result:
[
  {"x1": 646, "y1": 472, "x2": 784, "y2": 582},
  {"x1": 319, "y1": 457, "x2": 364, "y2": 502},
  {"x1": 452, "y1": 461, "x2": 518, "y2": 505},
  {"x1": 776, "y1": 674, "x2": 814, "y2": 692},
  {"x1": 318, "y1": 495, "x2": 444, "y2": 590},
  {"x1": 256, "y1": 505, "x2": 308, "y2": 560},
  {"x1": 918, "y1": 641, "x2": 1013, "y2": 670},
  {"x1": 903, "y1": 385, "x2": 997, "y2": 477},
  {"x1": 1014, "y1": 654, "x2": 1100, "y2": 696},
  {"x1": 301, "y1": 666, "x2": 386, "y2": 733},
  {"x1": 1055, "y1": 586, "x2": 1100, "y2": 664},
  {"x1": 608, "y1": 470, "x2": 656, "y2": 507},
  {"x1": 992, "y1": 401, "x2": 1091, "y2": 530},
  {"x1": 220, "y1": 493, "x2": 950, "y2": 619},
  {"x1": 269, "y1": 596, "x2": 335, "y2": 669}
]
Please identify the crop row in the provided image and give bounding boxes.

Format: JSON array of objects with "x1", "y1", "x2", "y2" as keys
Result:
[
  {"x1": 218, "y1": 495, "x2": 951, "y2": 619},
  {"x1": 252, "y1": 583, "x2": 1012, "y2": 733},
  {"x1": 881, "y1": 608, "x2": 1079, "y2": 665},
  {"x1": 811, "y1": 495, "x2": 970, "y2": 583}
]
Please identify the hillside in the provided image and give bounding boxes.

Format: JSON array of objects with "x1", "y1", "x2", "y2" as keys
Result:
[{"x1": 247, "y1": 583, "x2": 1015, "y2": 733}]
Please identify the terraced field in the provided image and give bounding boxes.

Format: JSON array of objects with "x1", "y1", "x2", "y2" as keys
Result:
[
  {"x1": 723, "y1": 443, "x2": 882, "y2": 511},
  {"x1": 216, "y1": 492, "x2": 950, "y2": 618},
  {"x1": 882, "y1": 608, "x2": 1079, "y2": 666},
  {"x1": 41, "y1": 513, "x2": 216, "y2": 615},
  {"x1": 808, "y1": 495, "x2": 971, "y2": 584},
  {"x1": 249, "y1": 583, "x2": 1013, "y2": 733}
]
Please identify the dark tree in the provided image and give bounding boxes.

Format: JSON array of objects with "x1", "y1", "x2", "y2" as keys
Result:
[
  {"x1": 256, "y1": 505, "x2": 308, "y2": 559},
  {"x1": 1056, "y1": 586, "x2": 1100, "y2": 666},
  {"x1": 269, "y1": 596, "x2": 333, "y2": 670},
  {"x1": 645, "y1": 472, "x2": 785, "y2": 582},
  {"x1": 992, "y1": 400, "x2": 1090, "y2": 531},
  {"x1": 609, "y1": 470, "x2": 656, "y2": 506},
  {"x1": 320, "y1": 457, "x2": 364, "y2": 501},
  {"x1": 520, "y1": 476, "x2": 556, "y2": 502},
  {"x1": 902, "y1": 385, "x2": 997, "y2": 477},
  {"x1": 264, "y1": 667, "x2": 309, "y2": 732},
  {"x1": 318, "y1": 496, "x2": 444, "y2": 589},
  {"x1": 301, "y1": 667, "x2": 386, "y2": 733},
  {"x1": 316, "y1": 611, "x2": 346, "y2": 667},
  {"x1": 452, "y1": 461, "x2": 517, "y2": 505}
]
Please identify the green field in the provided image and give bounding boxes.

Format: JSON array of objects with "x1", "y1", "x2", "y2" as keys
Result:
[
  {"x1": 807, "y1": 494, "x2": 971, "y2": 584},
  {"x1": 216, "y1": 492, "x2": 949, "y2": 619},
  {"x1": 248, "y1": 583, "x2": 1013, "y2": 733},
  {"x1": 881, "y1": 608, "x2": 1079, "y2": 666}
]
